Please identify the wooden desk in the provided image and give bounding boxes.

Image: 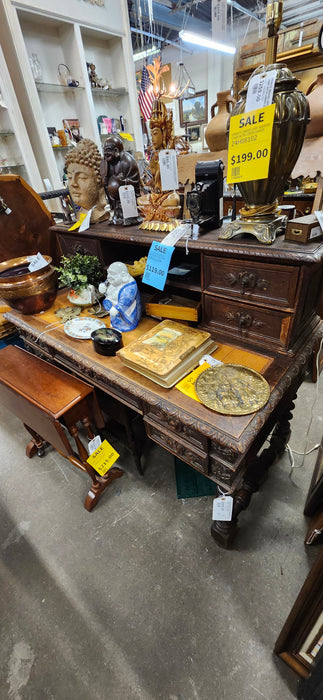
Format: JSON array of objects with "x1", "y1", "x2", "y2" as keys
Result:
[{"x1": 5, "y1": 293, "x2": 323, "y2": 548}]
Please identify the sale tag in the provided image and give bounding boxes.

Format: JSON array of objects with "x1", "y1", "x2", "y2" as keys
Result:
[
  {"x1": 142, "y1": 241, "x2": 174, "y2": 291},
  {"x1": 212, "y1": 496, "x2": 233, "y2": 521},
  {"x1": 27, "y1": 252, "x2": 48, "y2": 272},
  {"x1": 175, "y1": 361, "x2": 210, "y2": 402},
  {"x1": 68, "y1": 212, "x2": 87, "y2": 231},
  {"x1": 119, "y1": 185, "x2": 138, "y2": 219},
  {"x1": 227, "y1": 103, "x2": 275, "y2": 184},
  {"x1": 245, "y1": 70, "x2": 277, "y2": 112},
  {"x1": 211, "y1": 0, "x2": 227, "y2": 41},
  {"x1": 159, "y1": 149, "x2": 178, "y2": 192},
  {"x1": 87, "y1": 439, "x2": 119, "y2": 476},
  {"x1": 119, "y1": 132, "x2": 134, "y2": 141}
]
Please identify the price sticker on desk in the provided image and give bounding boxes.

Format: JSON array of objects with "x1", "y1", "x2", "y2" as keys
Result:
[
  {"x1": 227, "y1": 103, "x2": 275, "y2": 185},
  {"x1": 87, "y1": 439, "x2": 120, "y2": 476},
  {"x1": 142, "y1": 241, "x2": 175, "y2": 291}
]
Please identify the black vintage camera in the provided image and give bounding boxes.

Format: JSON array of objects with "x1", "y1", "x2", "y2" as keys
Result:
[{"x1": 186, "y1": 159, "x2": 224, "y2": 231}]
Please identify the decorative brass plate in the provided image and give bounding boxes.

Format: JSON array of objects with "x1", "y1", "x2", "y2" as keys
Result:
[{"x1": 195, "y1": 364, "x2": 270, "y2": 415}]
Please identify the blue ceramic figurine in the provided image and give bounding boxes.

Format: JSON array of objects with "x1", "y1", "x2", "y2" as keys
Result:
[{"x1": 98, "y1": 261, "x2": 141, "y2": 332}]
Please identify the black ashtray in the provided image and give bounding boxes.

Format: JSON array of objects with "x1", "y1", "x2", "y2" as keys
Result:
[{"x1": 91, "y1": 328, "x2": 123, "y2": 356}]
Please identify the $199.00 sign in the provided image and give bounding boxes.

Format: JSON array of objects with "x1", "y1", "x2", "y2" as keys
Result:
[{"x1": 227, "y1": 104, "x2": 275, "y2": 185}]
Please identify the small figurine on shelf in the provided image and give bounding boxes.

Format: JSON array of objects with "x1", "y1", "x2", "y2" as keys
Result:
[
  {"x1": 65, "y1": 138, "x2": 109, "y2": 224},
  {"x1": 86, "y1": 62, "x2": 109, "y2": 89},
  {"x1": 98, "y1": 261, "x2": 141, "y2": 332},
  {"x1": 100, "y1": 135, "x2": 141, "y2": 225}
]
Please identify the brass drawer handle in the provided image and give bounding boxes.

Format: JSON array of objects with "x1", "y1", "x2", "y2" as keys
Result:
[{"x1": 225, "y1": 271, "x2": 269, "y2": 294}]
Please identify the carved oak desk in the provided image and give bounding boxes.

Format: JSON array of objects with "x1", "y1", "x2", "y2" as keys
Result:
[{"x1": 5, "y1": 293, "x2": 323, "y2": 548}]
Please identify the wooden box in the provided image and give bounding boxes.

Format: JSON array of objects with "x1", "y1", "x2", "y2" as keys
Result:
[{"x1": 285, "y1": 214, "x2": 323, "y2": 244}]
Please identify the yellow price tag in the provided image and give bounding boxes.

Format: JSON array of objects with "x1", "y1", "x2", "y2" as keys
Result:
[
  {"x1": 119, "y1": 132, "x2": 134, "y2": 142},
  {"x1": 175, "y1": 362, "x2": 210, "y2": 402},
  {"x1": 68, "y1": 212, "x2": 87, "y2": 231},
  {"x1": 227, "y1": 104, "x2": 275, "y2": 184},
  {"x1": 87, "y1": 439, "x2": 120, "y2": 476}
]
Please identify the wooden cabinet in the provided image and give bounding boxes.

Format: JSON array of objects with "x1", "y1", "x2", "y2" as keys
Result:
[
  {"x1": 52, "y1": 221, "x2": 323, "y2": 359},
  {"x1": 0, "y1": 0, "x2": 142, "y2": 191}
]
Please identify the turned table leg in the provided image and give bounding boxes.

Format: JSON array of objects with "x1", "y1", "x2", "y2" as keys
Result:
[
  {"x1": 211, "y1": 394, "x2": 296, "y2": 548},
  {"x1": 24, "y1": 424, "x2": 46, "y2": 457}
]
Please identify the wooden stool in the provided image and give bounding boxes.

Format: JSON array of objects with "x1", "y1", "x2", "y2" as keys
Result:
[{"x1": 0, "y1": 345, "x2": 124, "y2": 511}]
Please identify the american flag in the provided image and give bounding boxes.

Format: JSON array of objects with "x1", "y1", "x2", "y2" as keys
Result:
[{"x1": 138, "y1": 65, "x2": 154, "y2": 122}]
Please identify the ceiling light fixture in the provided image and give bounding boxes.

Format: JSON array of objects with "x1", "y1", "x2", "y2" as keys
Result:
[
  {"x1": 133, "y1": 45, "x2": 159, "y2": 62},
  {"x1": 179, "y1": 30, "x2": 236, "y2": 55}
]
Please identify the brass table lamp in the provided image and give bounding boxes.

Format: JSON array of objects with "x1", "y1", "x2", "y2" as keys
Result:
[{"x1": 220, "y1": 1, "x2": 310, "y2": 245}]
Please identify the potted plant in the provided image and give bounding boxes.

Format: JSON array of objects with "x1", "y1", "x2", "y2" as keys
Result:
[{"x1": 55, "y1": 253, "x2": 105, "y2": 305}]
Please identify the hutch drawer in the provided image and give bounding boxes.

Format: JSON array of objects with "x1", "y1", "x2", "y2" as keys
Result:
[
  {"x1": 202, "y1": 255, "x2": 298, "y2": 309},
  {"x1": 203, "y1": 295, "x2": 293, "y2": 353},
  {"x1": 56, "y1": 233, "x2": 105, "y2": 265}
]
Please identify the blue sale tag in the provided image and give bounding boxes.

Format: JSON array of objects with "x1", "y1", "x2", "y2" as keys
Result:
[{"x1": 142, "y1": 241, "x2": 175, "y2": 291}]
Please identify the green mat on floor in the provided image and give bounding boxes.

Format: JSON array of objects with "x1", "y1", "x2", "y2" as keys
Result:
[{"x1": 174, "y1": 457, "x2": 217, "y2": 499}]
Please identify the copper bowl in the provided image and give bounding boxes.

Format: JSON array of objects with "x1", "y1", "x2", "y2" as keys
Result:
[{"x1": 0, "y1": 255, "x2": 58, "y2": 314}]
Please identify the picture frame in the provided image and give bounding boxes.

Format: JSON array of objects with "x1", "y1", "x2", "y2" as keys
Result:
[
  {"x1": 179, "y1": 90, "x2": 208, "y2": 127},
  {"x1": 274, "y1": 551, "x2": 323, "y2": 678},
  {"x1": 186, "y1": 125, "x2": 201, "y2": 142}
]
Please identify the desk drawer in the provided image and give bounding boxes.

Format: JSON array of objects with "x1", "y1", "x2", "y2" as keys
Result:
[
  {"x1": 203, "y1": 255, "x2": 298, "y2": 309},
  {"x1": 144, "y1": 417, "x2": 209, "y2": 474},
  {"x1": 203, "y1": 295, "x2": 293, "y2": 352}
]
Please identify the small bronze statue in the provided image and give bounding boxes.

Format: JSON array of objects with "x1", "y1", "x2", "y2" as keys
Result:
[
  {"x1": 65, "y1": 139, "x2": 109, "y2": 224},
  {"x1": 100, "y1": 135, "x2": 141, "y2": 225}
]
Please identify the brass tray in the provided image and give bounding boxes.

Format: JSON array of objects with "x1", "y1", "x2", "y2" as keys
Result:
[{"x1": 195, "y1": 364, "x2": 270, "y2": 416}]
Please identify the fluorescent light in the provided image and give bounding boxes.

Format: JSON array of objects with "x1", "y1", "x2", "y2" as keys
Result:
[
  {"x1": 179, "y1": 30, "x2": 236, "y2": 55},
  {"x1": 133, "y1": 46, "x2": 159, "y2": 62}
]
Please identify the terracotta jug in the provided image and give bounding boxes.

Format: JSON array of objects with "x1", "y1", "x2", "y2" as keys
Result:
[
  {"x1": 204, "y1": 90, "x2": 235, "y2": 151},
  {"x1": 305, "y1": 73, "x2": 323, "y2": 139}
]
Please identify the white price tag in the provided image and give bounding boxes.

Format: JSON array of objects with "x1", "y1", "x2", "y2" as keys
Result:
[
  {"x1": 315, "y1": 211, "x2": 323, "y2": 232},
  {"x1": 161, "y1": 223, "x2": 191, "y2": 246},
  {"x1": 159, "y1": 149, "x2": 178, "y2": 192},
  {"x1": 4, "y1": 207, "x2": 12, "y2": 215},
  {"x1": 245, "y1": 70, "x2": 277, "y2": 112},
  {"x1": 88, "y1": 435, "x2": 102, "y2": 455},
  {"x1": 199, "y1": 355, "x2": 223, "y2": 367},
  {"x1": 119, "y1": 185, "x2": 138, "y2": 219},
  {"x1": 212, "y1": 496, "x2": 233, "y2": 521},
  {"x1": 27, "y1": 252, "x2": 48, "y2": 272},
  {"x1": 211, "y1": 0, "x2": 227, "y2": 41},
  {"x1": 79, "y1": 208, "x2": 92, "y2": 232}
]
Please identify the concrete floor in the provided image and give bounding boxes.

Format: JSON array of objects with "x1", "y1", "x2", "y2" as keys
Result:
[{"x1": 0, "y1": 368, "x2": 322, "y2": 700}]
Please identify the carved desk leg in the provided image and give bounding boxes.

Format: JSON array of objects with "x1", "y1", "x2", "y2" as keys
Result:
[{"x1": 211, "y1": 393, "x2": 297, "y2": 548}]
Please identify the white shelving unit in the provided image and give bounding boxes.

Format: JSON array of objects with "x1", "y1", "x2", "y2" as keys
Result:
[
  {"x1": 0, "y1": 0, "x2": 143, "y2": 191},
  {"x1": 0, "y1": 44, "x2": 43, "y2": 189}
]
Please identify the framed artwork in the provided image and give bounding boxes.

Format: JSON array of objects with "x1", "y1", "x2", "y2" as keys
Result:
[
  {"x1": 187, "y1": 125, "x2": 201, "y2": 142},
  {"x1": 179, "y1": 90, "x2": 208, "y2": 127},
  {"x1": 274, "y1": 551, "x2": 323, "y2": 678}
]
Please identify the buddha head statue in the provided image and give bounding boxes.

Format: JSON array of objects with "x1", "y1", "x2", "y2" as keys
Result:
[
  {"x1": 65, "y1": 138, "x2": 105, "y2": 213},
  {"x1": 149, "y1": 99, "x2": 173, "y2": 152}
]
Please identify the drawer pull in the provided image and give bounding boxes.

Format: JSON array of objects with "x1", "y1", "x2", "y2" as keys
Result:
[
  {"x1": 225, "y1": 271, "x2": 269, "y2": 294},
  {"x1": 225, "y1": 310, "x2": 264, "y2": 332}
]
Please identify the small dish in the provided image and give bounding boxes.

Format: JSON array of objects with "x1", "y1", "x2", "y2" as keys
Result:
[
  {"x1": 64, "y1": 317, "x2": 106, "y2": 339},
  {"x1": 91, "y1": 327, "x2": 123, "y2": 356}
]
